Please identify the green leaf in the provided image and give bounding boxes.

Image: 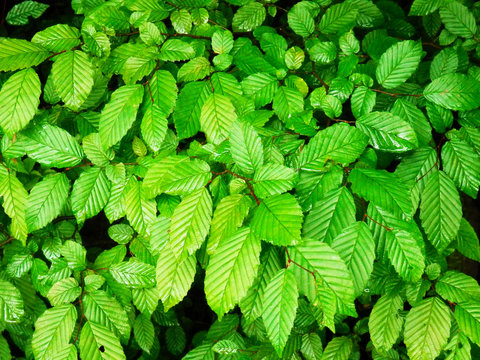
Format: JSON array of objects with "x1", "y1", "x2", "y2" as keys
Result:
[
  {"x1": 456, "y1": 218, "x2": 480, "y2": 262},
  {"x1": 147, "y1": 70, "x2": 178, "y2": 116},
  {"x1": 0, "y1": 171, "x2": 28, "y2": 243},
  {"x1": 368, "y1": 295, "x2": 404, "y2": 351},
  {"x1": 134, "y1": 314, "x2": 155, "y2": 353},
  {"x1": 351, "y1": 86, "x2": 376, "y2": 119},
  {"x1": 99, "y1": 84, "x2": 144, "y2": 149},
  {"x1": 0, "y1": 278, "x2": 24, "y2": 322},
  {"x1": 108, "y1": 224, "x2": 134, "y2": 245},
  {"x1": 177, "y1": 57, "x2": 213, "y2": 82},
  {"x1": 357, "y1": 111, "x2": 418, "y2": 153},
  {"x1": 32, "y1": 24, "x2": 81, "y2": 52},
  {"x1": 262, "y1": 268, "x2": 298, "y2": 356},
  {"x1": 173, "y1": 81, "x2": 212, "y2": 139},
  {"x1": 79, "y1": 321, "x2": 126, "y2": 360},
  {"x1": 26, "y1": 173, "x2": 70, "y2": 232},
  {"x1": 424, "y1": 73, "x2": 480, "y2": 111},
  {"x1": 420, "y1": 170, "x2": 462, "y2": 251},
  {"x1": 156, "y1": 243, "x2": 197, "y2": 311},
  {"x1": 289, "y1": 240, "x2": 355, "y2": 305},
  {"x1": 298, "y1": 123, "x2": 368, "y2": 170},
  {"x1": 51, "y1": 50, "x2": 94, "y2": 111},
  {"x1": 442, "y1": 138, "x2": 480, "y2": 198},
  {"x1": 229, "y1": 121, "x2": 263, "y2": 174},
  {"x1": 404, "y1": 297, "x2": 451, "y2": 360},
  {"x1": 409, "y1": 0, "x2": 443, "y2": 16},
  {"x1": 391, "y1": 99, "x2": 433, "y2": 145},
  {"x1": 125, "y1": 178, "x2": 156, "y2": 237},
  {"x1": 200, "y1": 93, "x2": 237, "y2": 145},
  {"x1": 22, "y1": 123, "x2": 84, "y2": 167},
  {"x1": 331, "y1": 222, "x2": 375, "y2": 295},
  {"x1": 240, "y1": 247, "x2": 282, "y2": 324},
  {"x1": 158, "y1": 39, "x2": 196, "y2": 62},
  {"x1": 242, "y1": 72, "x2": 278, "y2": 108},
  {"x1": 301, "y1": 332, "x2": 323, "y2": 360},
  {"x1": 110, "y1": 259, "x2": 156, "y2": 288},
  {"x1": 0, "y1": 68, "x2": 41, "y2": 136},
  {"x1": 436, "y1": 271, "x2": 480, "y2": 304},
  {"x1": 207, "y1": 194, "x2": 251, "y2": 255},
  {"x1": 83, "y1": 290, "x2": 130, "y2": 341},
  {"x1": 82, "y1": 132, "x2": 114, "y2": 167},
  {"x1": 159, "y1": 159, "x2": 211, "y2": 196},
  {"x1": 376, "y1": 40, "x2": 422, "y2": 89},
  {"x1": 253, "y1": 164, "x2": 296, "y2": 199},
  {"x1": 349, "y1": 168, "x2": 413, "y2": 217},
  {"x1": 71, "y1": 167, "x2": 111, "y2": 224},
  {"x1": 168, "y1": 187, "x2": 212, "y2": 260},
  {"x1": 251, "y1": 193, "x2": 303, "y2": 246},
  {"x1": 140, "y1": 105, "x2": 166, "y2": 153},
  {"x1": 0, "y1": 38, "x2": 49, "y2": 71},
  {"x1": 303, "y1": 187, "x2": 356, "y2": 245},
  {"x1": 32, "y1": 305, "x2": 77, "y2": 360},
  {"x1": 6, "y1": 1, "x2": 49, "y2": 25},
  {"x1": 455, "y1": 301, "x2": 480, "y2": 346},
  {"x1": 288, "y1": 2, "x2": 316, "y2": 37},
  {"x1": 232, "y1": 2, "x2": 266, "y2": 32},
  {"x1": 318, "y1": 2, "x2": 358, "y2": 35},
  {"x1": 439, "y1": 2, "x2": 477, "y2": 38},
  {"x1": 205, "y1": 227, "x2": 261, "y2": 319},
  {"x1": 212, "y1": 30, "x2": 234, "y2": 54},
  {"x1": 273, "y1": 87, "x2": 304, "y2": 122},
  {"x1": 321, "y1": 336, "x2": 353, "y2": 360},
  {"x1": 46, "y1": 278, "x2": 81, "y2": 306},
  {"x1": 61, "y1": 240, "x2": 86, "y2": 270}
]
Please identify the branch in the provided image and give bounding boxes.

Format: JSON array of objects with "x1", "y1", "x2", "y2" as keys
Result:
[{"x1": 370, "y1": 88, "x2": 423, "y2": 98}]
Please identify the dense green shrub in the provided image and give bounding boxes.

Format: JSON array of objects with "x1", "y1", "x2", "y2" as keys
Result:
[{"x1": 1, "y1": 0, "x2": 480, "y2": 359}]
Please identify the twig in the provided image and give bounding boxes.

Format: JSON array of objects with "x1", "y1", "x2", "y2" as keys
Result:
[
  {"x1": 370, "y1": 88, "x2": 422, "y2": 98},
  {"x1": 311, "y1": 63, "x2": 329, "y2": 91},
  {"x1": 285, "y1": 247, "x2": 316, "y2": 279}
]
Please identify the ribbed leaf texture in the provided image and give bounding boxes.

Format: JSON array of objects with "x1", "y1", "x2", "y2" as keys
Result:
[
  {"x1": 26, "y1": 173, "x2": 70, "y2": 232},
  {"x1": 251, "y1": 193, "x2": 303, "y2": 246},
  {"x1": 51, "y1": 50, "x2": 94, "y2": 111},
  {"x1": 376, "y1": 40, "x2": 423, "y2": 89},
  {"x1": 369, "y1": 295, "x2": 404, "y2": 351},
  {"x1": 0, "y1": 68, "x2": 41, "y2": 136},
  {"x1": 262, "y1": 269, "x2": 298, "y2": 356},
  {"x1": 79, "y1": 321, "x2": 126, "y2": 360},
  {"x1": 357, "y1": 111, "x2": 419, "y2": 153},
  {"x1": 404, "y1": 297, "x2": 451, "y2": 360},
  {"x1": 420, "y1": 170, "x2": 462, "y2": 251},
  {"x1": 205, "y1": 227, "x2": 261, "y2": 319},
  {"x1": 1, "y1": 2, "x2": 480, "y2": 359},
  {"x1": 31, "y1": 305, "x2": 77, "y2": 360}
]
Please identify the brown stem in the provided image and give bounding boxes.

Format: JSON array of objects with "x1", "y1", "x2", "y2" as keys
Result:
[
  {"x1": 285, "y1": 247, "x2": 316, "y2": 279},
  {"x1": 311, "y1": 63, "x2": 329, "y2": 91},
  {"x1": 370, "y1": 88, "x2": 422, "y2": 98}
]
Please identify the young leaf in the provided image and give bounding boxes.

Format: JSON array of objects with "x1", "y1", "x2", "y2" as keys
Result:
[
  {"x1": 0, "y1": 68, "x2": 41, "y2": 136},
  {"x1": 51, "y1": 50, "x2": 94, "y2": 111},
  {"x1": 205, "y1": 227, "x2": 261, "y2": 319},
  {"x1": 251, "y1": 193, "x2": 303, "y2": 246},
  {"x1": 376, "y1": 40, "x2": 423, "y2": 89},
  {"x1": 99, "y1": 84, "x2": 144, "y2": 149},
  {"x1": 262, "y1": 269, "x2": 298, "y2": 356},
  {"x1": 404, "y1": 297, "x2": 451, "y2": 360},
  {"x1": 31, "y1": 305, "x2": 77, "y2": 360}
]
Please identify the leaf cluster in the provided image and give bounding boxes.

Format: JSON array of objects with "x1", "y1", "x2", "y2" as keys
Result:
[{"x1": 0, "y1": 0, "x2": 480, "y2": 359}]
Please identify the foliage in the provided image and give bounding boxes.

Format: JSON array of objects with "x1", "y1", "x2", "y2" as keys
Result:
[{"x1": 0, "y1": 0, "x2": 480, "y2": 359}]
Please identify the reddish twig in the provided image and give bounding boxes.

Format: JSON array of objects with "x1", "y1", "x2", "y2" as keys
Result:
[
  {"x1": 370, "y1": 88, "x2": 422, "y2": 98},
  {"x1": 285, "y1": 247, "x2": 316, "y2": 279},
  {"x1": 311, "y1": 63, "x2": 329, "y2": 91},
  {"x1": 363, "y1": 213, "x2": 393, "y2": 231}
]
